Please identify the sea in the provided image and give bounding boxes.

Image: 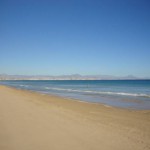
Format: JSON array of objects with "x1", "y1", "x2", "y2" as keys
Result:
[{"x1": 0, "y1": 80, "x2": 150, "y2": 110}]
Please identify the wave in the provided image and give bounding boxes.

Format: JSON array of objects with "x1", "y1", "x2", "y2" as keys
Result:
[
  {"x1": 19, "y1": 84, "x2": 29, "y2": 88},
  {"x1": 44, "y1": 87, "x2": 150, "y2": 98}
]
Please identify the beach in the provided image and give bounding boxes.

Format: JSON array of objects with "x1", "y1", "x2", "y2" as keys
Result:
[{"x1": 0, "y1": 85, "x2": 150, "y2": 150}]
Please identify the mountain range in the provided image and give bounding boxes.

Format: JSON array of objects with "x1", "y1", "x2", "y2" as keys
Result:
[{"x1": 0, "y1": 74, "x2": 149, "y2": 80}]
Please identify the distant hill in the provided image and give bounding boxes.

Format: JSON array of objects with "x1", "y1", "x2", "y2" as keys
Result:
[{"x1": 0, "y1": 74, "x2": 149, "y2": 80}]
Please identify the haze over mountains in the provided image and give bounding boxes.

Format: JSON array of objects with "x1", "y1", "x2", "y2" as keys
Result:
[{"x1": 0, "y1": 74, "x2": 149, "y2": 80}]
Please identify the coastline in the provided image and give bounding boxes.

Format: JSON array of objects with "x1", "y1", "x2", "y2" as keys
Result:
[
  {"x1": 0, "y1": 85, "x2": 150, "y2": 150},
  {"x1": 1, "y1": 80, "x2": 150, "y2": 110}
]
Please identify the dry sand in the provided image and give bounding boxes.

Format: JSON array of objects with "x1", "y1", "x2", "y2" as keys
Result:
[{"x1": 0, "y1": 85, "x2": 150, "y2": 150}]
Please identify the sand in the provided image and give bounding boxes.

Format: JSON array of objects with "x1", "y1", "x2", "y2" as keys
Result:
[{"x1": 0, "y1": 85, "x2": 150, "y2": 150}]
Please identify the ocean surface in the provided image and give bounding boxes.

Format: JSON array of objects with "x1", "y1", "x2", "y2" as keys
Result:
[{"x1": 0, "y1": 80, "x2": 150, "y2": 110}]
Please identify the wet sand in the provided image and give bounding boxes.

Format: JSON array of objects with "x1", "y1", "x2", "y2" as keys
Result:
[{"x1": 0, "y1": 85, "x2": 150, "y2": 150}]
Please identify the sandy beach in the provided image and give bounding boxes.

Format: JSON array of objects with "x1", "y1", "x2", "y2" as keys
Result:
[{"x1": 0, "y1": 85, "x2": 150, "y2": 150}]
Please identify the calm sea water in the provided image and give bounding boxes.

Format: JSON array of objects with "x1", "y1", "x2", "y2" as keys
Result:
[{"x1": 0, "y1": 80, "x2": 150, "y2": 109}]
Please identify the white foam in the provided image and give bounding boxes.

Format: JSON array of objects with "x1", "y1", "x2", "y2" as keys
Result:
[{"x1": 44, "y1": 87, "x2": 150, "y2": 98}]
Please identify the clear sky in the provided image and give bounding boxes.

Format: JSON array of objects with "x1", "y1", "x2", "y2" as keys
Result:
[{"x1": 0, "y1": 0, "x2": 150, "y2": 77}]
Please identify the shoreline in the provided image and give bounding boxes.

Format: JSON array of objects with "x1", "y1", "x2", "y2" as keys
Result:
[
  {"x1": 3, "y1": 84, "x2": 150, "y2": 111},
  {"x1": 0, "y1": 85, "x2": 150, "y2": 150}
]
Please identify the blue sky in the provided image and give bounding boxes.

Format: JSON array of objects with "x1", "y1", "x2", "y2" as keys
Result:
[{"x1": 0, "y1": 0, "x2": 150, "y2": 77}]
